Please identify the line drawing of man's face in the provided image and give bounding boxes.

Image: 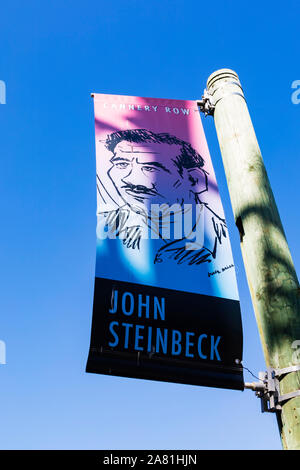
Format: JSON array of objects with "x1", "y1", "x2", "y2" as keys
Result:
[
  {"x1": 107, "y1": 134, "x2": 207, "y2": 214},
  {"x1": 108, "y1": 140, "x2": 187, "y2": 210}
]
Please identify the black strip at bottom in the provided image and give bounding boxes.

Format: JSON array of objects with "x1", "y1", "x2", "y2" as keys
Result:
[{"x1": 86, "y1": 277, "x2": 244, "y2": 391}]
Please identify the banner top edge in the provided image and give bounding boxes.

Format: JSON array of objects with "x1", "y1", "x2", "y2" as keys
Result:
[{"x1": 91, "y1": 92, "x2": 198, "y2": 105}]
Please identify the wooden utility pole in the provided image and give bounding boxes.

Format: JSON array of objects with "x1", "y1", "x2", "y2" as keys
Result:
[{"x1": 202, "y1": 69, "x2": 300, "y2": 449}]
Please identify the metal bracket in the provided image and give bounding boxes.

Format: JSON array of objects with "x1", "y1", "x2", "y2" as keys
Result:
[
  {"x1": 245, "y1": 365, "x2": 300, "y2": 413},
  {"x1": 197, "y1": 89, "x2": 215, "y2": 116}
]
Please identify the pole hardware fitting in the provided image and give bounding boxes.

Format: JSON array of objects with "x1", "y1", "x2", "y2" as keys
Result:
[
  {"x1": 244, "y1": 365, "x2": 300, "y2": 413},
  {"x1": 197, "y1": 85, "x2": 246, "y2": 117},
  {"x1": 197, "y1": 89, "x2": 215, "y2": 116}
]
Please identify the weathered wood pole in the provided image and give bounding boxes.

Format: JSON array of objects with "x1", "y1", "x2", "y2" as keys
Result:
[{"x1": 205, "y1": 68, "x2": 300, "y2": 449}]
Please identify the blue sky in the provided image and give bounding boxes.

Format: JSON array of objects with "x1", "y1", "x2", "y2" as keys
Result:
[{"x1": 0, "y1": 0, "x2": 299, "y2": 450}]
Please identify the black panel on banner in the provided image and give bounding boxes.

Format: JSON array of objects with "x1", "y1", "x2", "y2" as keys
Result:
[{"x1": 86, "y1": 277, "x2": 244, "y2": 390}]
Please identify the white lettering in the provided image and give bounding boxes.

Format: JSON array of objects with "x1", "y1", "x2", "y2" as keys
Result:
[
  {"x1": 291, "y1": 80, "x2": 300, "y2": 104},
  {"x1": 0, "y1": 80, "x2": 6, "y2": 104},
  {"x1": 0, "y1": 340, "x2": 6, "y2": 364}
]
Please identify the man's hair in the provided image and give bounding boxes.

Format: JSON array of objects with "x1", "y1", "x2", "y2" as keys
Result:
[{"x1": 105, "y1": 129, "x2": 205, "y2": 176}]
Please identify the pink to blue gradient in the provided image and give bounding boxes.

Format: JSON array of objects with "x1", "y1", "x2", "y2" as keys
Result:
[
  {"x1": 93, "y1": 94, "x2": 239, "y2": 299},
  {"x1": 0, "y1": 0, "x2": 299, "y2": 450}
]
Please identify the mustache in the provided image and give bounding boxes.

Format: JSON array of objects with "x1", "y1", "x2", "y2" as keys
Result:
[{"x1": 121, "y1": 183, "x2": 159, "y2": 196}]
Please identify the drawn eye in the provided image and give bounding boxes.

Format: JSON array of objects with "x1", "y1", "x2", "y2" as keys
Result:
[
  {"x1": 115, "y1": 162, "x2": 129, "y2": 169},
  {"x1": 142, "y1": 166, "x2": 158, "y2": 173}
]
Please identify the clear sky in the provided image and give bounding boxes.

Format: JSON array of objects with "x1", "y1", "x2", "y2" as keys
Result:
[{"x1": 0, "y1": 0, "x2": 299, "y2": 450}]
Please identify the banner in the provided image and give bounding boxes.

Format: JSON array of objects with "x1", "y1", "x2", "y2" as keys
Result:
[{"x1": 86, "y1": 94, "x2": 244, "y2": 390}]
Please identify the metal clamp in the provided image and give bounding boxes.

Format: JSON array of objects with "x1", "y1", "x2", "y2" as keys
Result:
[
  {"x1": 245, "y1": 365, "x2": 300, "y2": 413},
  {"x1": 197, "y1": 89, "x2": 215, "y2": 116}
]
